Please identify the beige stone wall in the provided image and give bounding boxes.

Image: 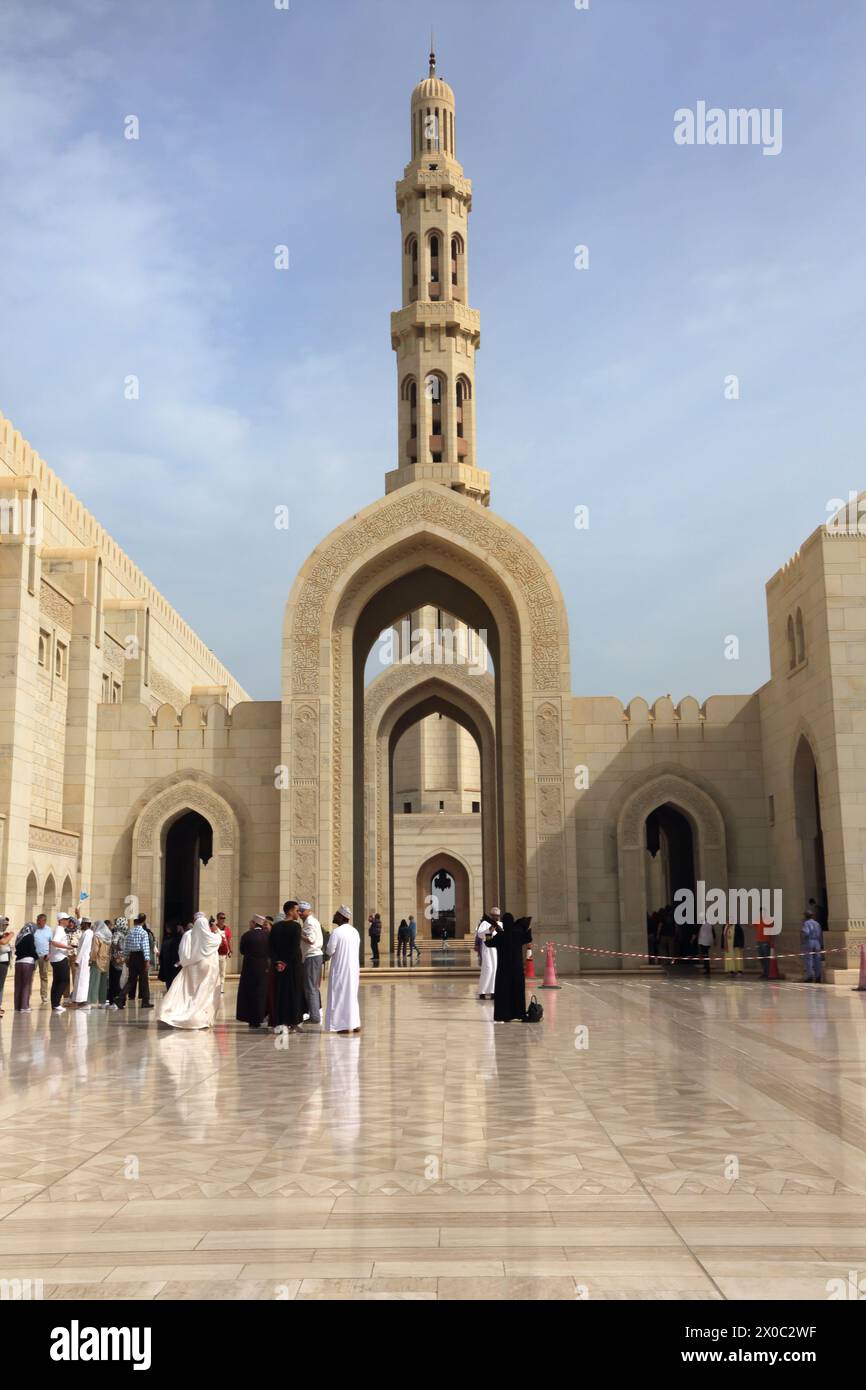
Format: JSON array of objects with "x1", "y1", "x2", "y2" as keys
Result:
[
  {"x1": 391, "y1": 810, "x2": 483, "y2": 939},
  {"x1": 89, "y1": 699, "x2": 280, "y2": 967},
  {"x1": 571, "y1": 693, "x2": 769, "y2": 970},
  {"x1": 0, "y1": 409, "x2": 250, "y2": 926}
]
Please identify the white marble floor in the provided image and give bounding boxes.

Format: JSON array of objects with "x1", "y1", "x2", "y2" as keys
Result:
[{"x1": 1, "y1": 973, "x2": 865, "y2": 1300}]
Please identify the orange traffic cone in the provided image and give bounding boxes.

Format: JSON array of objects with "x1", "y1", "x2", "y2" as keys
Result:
[
  {"x1": 855, "y1": 944, "x2": 866, "y2": 991},
  {"x1": 768, "y1": 946, "x2": 783, "y2": 981},
  {"x1": 540, "y1": 942, "x2": 561, "y2": 989},
  {"x1": 524, "y1": 947, "x2": 536, "y2": 981}
]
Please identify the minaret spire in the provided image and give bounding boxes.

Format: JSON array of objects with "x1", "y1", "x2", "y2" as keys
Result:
[{"x1": 385, "y1": 57, "x2": 490, "y2": 506}]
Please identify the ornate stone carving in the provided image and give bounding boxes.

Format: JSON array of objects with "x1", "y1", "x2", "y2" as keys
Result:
[
  {"x1": 292, "y1": 784, "x2": 318, "y2": 837},
  {"x1": 535, "y1": 702, "x2": 561, "y2": 775},
  {"x1": 293, "y1": 704, "x2": 318, "y2": 779},
  {"x1": 149, "y1": 670, "x2": 186, "y2": 710},
  {"x1": 538, "y1": 836, "x2": 565, "y2": 919},
  {"x1": 537, "y1": 782, "x2": 563, "y2": 834},
  {"x1": 39, "y1": 580, "x2": 73, "y2": 630},
  {"x1": 135, "y1": 779, "x2": 236, "y2": 856},
  {"x1": 619, "y1": 773, "x2": 724, "y2": 850},
  {"x1": 29, "y1": 825, "x2": 79, "y2": 858},
  {"x1": 102, "y1": 634, "x2": 125, "y2": 673},
  {"x1": 290, "y1": 489, "x2": 561, "y2": 695}
]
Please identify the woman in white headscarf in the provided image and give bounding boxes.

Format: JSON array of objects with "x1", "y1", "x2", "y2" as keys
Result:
[
  {"x1": 87, "y1": 921, "x2": 113, "y2": 1008},
  {"x1": 158, "y1": 912, "x2": 222, "y2": 1030}
]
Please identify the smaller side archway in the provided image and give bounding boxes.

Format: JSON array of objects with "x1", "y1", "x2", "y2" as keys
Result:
[
  {"x1": 131, "y1": 779, "x2": 240, "y2": 953},
  {"x1": 617, "y1": 773, "x2": 728, "y2": 962},
  {"x1": 415, "y1": 849, "x2": 473, "y2": 941}
]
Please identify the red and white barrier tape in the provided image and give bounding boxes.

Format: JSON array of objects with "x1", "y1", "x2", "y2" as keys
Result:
[{"x1": 540, "y1": 940, "x2": 863, "y2": 965}]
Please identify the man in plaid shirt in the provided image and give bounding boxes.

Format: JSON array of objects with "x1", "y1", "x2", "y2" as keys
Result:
[{"x1": 114, "y1": 919, "x2": 154, "y2": 1010}]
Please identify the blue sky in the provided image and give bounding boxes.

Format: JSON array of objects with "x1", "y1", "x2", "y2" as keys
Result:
[{"x1": 1, "y1": 0, "x2": 863, "y2": 701}]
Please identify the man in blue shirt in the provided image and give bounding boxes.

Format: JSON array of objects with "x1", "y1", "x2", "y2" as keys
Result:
[
  {"x1": 113, "y1": 919, "x2": 154, "y2": 1010},
  {"x1": 32, "y1": 914, "x2": 52, "y2": 1005}
]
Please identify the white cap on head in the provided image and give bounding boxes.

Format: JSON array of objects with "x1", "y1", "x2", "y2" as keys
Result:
[
  {"x1": 57, "y1": 912, "x2": 69, "y2": 922},
  {"x1": 297, "y1": 901, "x2": 312, "y2": 911},
  {"x1": 336, "y1": 905, "x2": 351, "y2": 920}
]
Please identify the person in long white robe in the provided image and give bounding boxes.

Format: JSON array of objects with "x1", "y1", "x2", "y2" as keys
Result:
[
  {"x1": 72, "y1": 921, "x2": 93, "y2": 1007},
  {"x1": 475, "y1": 908, "x2": 501, "y2": 1000},
  {"x1": 324, "y1": 907, "x2": 361, "y2": 1034},
  {"x1": 158, "y1": 912, "x2": 222, "y2": 1030}
]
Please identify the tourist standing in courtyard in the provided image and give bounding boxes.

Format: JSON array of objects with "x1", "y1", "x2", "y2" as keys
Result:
[
  {"x1": 13, "y1": 922, "x2": 37, "y2": 1012},
  {"x1": 269, "y1": 901, "x2": 305, "y2": 1033},
  {"x1": 396, "y1": 917, "x2": 409, "y2": 964},
  {"x1": 755, "y1": 912, "x2": 774, "y2": 980},
  {"x1": 158, "y1": 923, "x2": 181, "y2": 991},
  {"x1": 299, "y1": 902, "x2": 323, "y2": 1025},
  {"x1": 408, "y1": 913, "x2": 420, "y2": 960},
  {"x1": 48, "y1": 915, "x2": 75, "y2": 1013},
  {"x1": 697, "y1": 918, "x2": 715, "y2": 976},
  {"x1": 325, "y1": 906, "x2": 361, "y2": 1034},
  {"x1": 475, "y1": 907, "x2": 500, "y2": 999},
  {"x1": 216, "y1": 912, "x2": 231, "y2": 994},
  {"x1": 0, "y1": 917, "x2": 12, "y2": 1015},
  {"x1": 368, "y1": 912, "x2": 382, "y2": 964},
  {"x1": 71, "y1": 917, "x2": 93, "y2": 1008},
  {"x1": 114, "y1": 916, "x2": 153, "y2": 1010},
  {"x1": 236, "y1": 916, "x2": 270, "y2": 1028},
  {"x1": 87, "y1": 920, "x2": 113, "y2": 1007},
  {"x1": 721, "y1": 919, "x2": 745, "y2": 975},
  {"x1": 801, "y1": 910, "x2": 824, "y2": 983},
  {"x1": 485, "y1": 912, "x2": 532, "y2": 1022},
  {"x1": 33, "y1": 914, "x2": 51, "y2": 1005},
  {"x1": 159, "y1": 911, "x2": 222, "y2": 1029}
]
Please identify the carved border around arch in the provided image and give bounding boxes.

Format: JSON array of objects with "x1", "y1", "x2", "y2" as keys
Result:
[{"x1": 131, "y1": 779, "x2": 240, "y2": 943}]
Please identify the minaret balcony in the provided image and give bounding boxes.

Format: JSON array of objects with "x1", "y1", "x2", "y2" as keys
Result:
[{"x1": 391, "y1": 300, "x2": 480, "y2": 347}]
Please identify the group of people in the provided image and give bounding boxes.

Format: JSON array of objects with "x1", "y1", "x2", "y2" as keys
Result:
[
  {"x1": 473, "y1": 907, "x2": 534, "y2": 1021},
  {"x1": 646, "y1": 896, "x2": 830, "y2": 981},
  {"x1": 234, "y1": 901, "x2": 359, "y2": 1035},
  {"x1": 365, "y1": 912, "x2": 421, "y2": 964}
]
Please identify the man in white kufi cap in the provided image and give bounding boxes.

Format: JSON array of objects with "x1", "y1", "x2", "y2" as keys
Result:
[
  {"x1": 324, "y1": 905, "x2": 361, "y2": 1034},
  {"x1": 298, "y1": 902, "x2": 323, "y2": 1026},
  {"x1": 475, "y1": 906, "x2": 502, "y2": 1001}
]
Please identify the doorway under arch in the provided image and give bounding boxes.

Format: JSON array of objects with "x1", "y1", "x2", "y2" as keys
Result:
[
  {"x1": 415, "y1": 850, "x2": 472, "y2": 940},
  {"x1": 793, "y1": 735, "x2": 828, "y2": 917},
  {"x1": 644, "y1": 802, "x2": 696, "y2": 915},
  {"x1": 163, "y1": 810, "x2": 214, "y2": 930}
]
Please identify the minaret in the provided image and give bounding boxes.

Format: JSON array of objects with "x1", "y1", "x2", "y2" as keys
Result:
[{"x1": 385, "y1": 49, "x2": 490, "y2": 506}]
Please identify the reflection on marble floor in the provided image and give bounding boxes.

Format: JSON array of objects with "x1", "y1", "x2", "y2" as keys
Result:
[{"x1": 1, "y1": 975, "x2": 865, "y2": 1300}]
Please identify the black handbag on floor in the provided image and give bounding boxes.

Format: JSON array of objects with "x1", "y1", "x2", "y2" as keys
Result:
[{"x1": 525, "y1": 995, "x2": 543, "y2": 1023}]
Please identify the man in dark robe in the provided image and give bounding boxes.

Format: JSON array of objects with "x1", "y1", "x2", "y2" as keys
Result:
[
  {"x1": 236, "y1": 916, "x2": 270, "y2": 1027},
  {"x1": 158, "y1": 923, "x2": 181, "y2": 990},
  {"x1": 485, "y1": 913, "x2": 532, "y2": 1021},
  {"x1": 269, "y1": 901, "x2": 305, "y2": 1032}
]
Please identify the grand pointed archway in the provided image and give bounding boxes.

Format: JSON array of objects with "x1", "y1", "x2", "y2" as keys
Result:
[{"x1": 281, "y1": 483, "x2": 577, "y2": 942}]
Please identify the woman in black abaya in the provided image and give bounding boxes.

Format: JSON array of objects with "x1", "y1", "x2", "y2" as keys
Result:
[{"x1": 485, "y1": 913, "x2": 532, "y2": 1021}]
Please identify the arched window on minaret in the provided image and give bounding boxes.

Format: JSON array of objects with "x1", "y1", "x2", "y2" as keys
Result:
[
  {"x1": 795, "y1": 608, "x2": 806, "y2": 665},
  {"x1": 425, "y1": 372, "x2": 446, "y2": 463},
  {"x1": 451, "y1": 233, "x2": 464, "y2": 301},
  {"x1": 404, "y1": 234, "x2": 418, "y2": 302},
  {"x1": 428, "y1": 232, "x2": 441, "y2": 300},
  {"x1": 787, "y1": 614, "x2": 797, "y2": 670},
  {"x1": 401, "y1": 376, "x2": 418, "y2": 462},
  {"x1": 456, "y1": 375, "x2": 472, "y2": 462}
]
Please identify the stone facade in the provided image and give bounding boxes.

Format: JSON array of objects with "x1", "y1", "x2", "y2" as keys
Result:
[{"x1": 1, "y1": 54, "x2": 864, "y2": 979}]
